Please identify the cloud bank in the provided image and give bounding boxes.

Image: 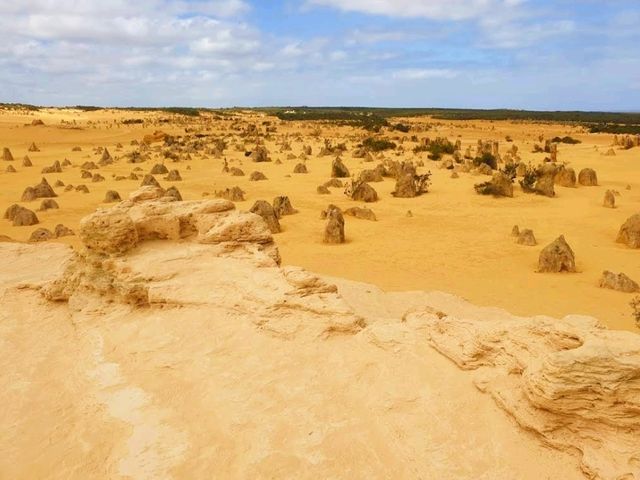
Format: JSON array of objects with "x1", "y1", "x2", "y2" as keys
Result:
[{"x1": 0, "y1": 0, "x2": 638, "y2": 109}]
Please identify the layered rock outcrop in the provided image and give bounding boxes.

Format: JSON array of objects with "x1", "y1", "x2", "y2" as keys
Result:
[
  {"x1": 44, "y1": 186, "x2": 283, "y2": 305},
  {"x1": 419, "y1": 310, "x2": 640, "y2": 480}
]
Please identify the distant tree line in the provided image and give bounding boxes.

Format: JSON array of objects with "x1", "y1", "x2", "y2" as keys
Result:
[
  {"x1": 2, "y1": 102, "x2": 639, "y2": 133},
  {"x1": 261, "y1": 106, "x2": 640, "y2": 134}
]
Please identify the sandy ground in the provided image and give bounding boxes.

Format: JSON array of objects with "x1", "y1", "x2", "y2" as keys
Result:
[
  {"x1": 0, "y1": 107, "x2": 639, "y2": 331},
  {"x1": 0, "y1": 240, "x2": 589, "y2": 480}
]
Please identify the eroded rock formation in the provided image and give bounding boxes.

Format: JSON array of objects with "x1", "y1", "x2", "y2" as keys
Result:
[
  {"x1": 599, "y1": 270, "x2": 639, "y2": 293},
  {"x1": 45, "y1": 187, "x2": 282, "y2": 304},
  {"x1": 324, "y1": 206, "x2": 345, "y2": 244},
  {"x1": 578, "y1": 168, "x2": 598, "y2": 186},
  {"x1": 331, "y1": 157, "x2": 350, "y2": 178},
  {"x1": 617, "y1": 214, "x2": 640, "y2": 248},
  {"x1": 538, "y1": 235, "x2": 576, "y2": 272},
  {"x1": 420, "y1": 309, "x2": 640, "y2": 480}
]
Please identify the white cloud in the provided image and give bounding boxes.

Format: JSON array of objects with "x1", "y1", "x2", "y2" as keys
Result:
[
  {"x1": 308, "y1": 0, "x2": 522, "y2": 21},
  {"x1": 346, "y1": 29, "x2": 412, "y2": 45},
  {"x1": 311, "y1": 0, "x2": 578, "y2": 50},
  {"x1": 189, "y1": 27, "x2": 260, "y2": 56},
  {"x1": 0, "y1": 0, "x2": 249, "y2": 18},
  {"x1": 172, "y1": 0, "x2": 250, "y2": 17},
  {"x1": 329, "y1": 50, "x2": 348, "y2": 61},
  {"x1": 0, "y1": 0, "x2": 366, "y2": 106},
  {"x1": 281, "y1": 42, "x2": 305, "y2": 57},
  {"x1": 480, "y1": 18, "x2": 576, "y2": 48},
  {"x1": 0, "y1": 0, "x2": 278, "y2": 105},
  {"x1": 392, "y1": 68, "x2": 458, "y2": 80},
  {"x1": 0, "y1": 0, "x2": 263, "y2": 63},
  {"x1": 486, "y1": 20, "x2": 576, "y2": 48},
  {"x1": 252, "y1": 62, "x2": 275, "y2": 72},
  {"x1": 1, "y1": 0, "x2": 637, "y2": 109},
  {"x1": 277, "y1": 38, "x2": 336, "y2": 67}
]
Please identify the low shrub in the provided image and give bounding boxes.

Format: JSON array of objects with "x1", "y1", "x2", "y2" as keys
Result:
[
  {"x1": 501, "y1": 162, "x2": 517, "y2": 180},
  {"x1": 362, "y1": 137, "x2": 397, "y2": 152},
  {"x1": 551, "y1": 136, "x2": 581, "y2": 144},
  {"x1": 519, "y1": 164, "x2": 539, "y2": 192},
  {"x1": 474, "y1": 181, "x2": 497, "y2": 195},
  {"x1": 474, "y1": 151, "x2": 498, "y2": 169},
  {"x1": 424, "y1": 137, "x2": 455, "y2": 160}
]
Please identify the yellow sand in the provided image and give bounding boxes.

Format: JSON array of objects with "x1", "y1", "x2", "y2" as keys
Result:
[
  {"x1": 0, "y1": 241, "x2": 588, "y2": 480},
  {"x1": 1, "y1": 107, "x2": 638, "y2": 331}
]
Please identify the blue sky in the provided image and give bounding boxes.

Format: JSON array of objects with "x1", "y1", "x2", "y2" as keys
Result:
[{"x1": 0, "y1": 0, "x2": 638, "y2": 110}]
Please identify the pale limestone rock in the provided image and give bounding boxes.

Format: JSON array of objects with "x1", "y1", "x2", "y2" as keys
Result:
[
  {"x1": 29, "y1": 228, "x2": 55, "y2": 242},
  {"x1": 534, "y1": 172, "x2": 555, "y2": 197},
  {"x1": 578, "y1": 168, "x2": 598, "y2": 186},
  {"x1": 331, "y1": 157, "x2": 350, "y2": 178},
  {"x1": 273, "y1": 196, "x2": 297, "y2": 217},
  {"x1": 538, "y1": 235, "x2": 576, "y2": 272},
  {"x1": 249, "y1": 200, "x2": 281, "y2": 233},
  {"x1": 197, "y1": 210, "x2": 273, "y2": 245},
  {"x1": 517, "y1": 229, "x2": 537, "y2": 246},
  {"x1": 293, "y1": 163, "x2": 308, "y2": 174},
  {"x1": 343, "y1": 207, "x2": 377, "y2": 221},
  {"x1": 324, "y1": 207, "x2": 345, "y2": 244},
  {"x1": 21, "y1": 177, "x2": 57, "y2": 201},
  {"x1": 420, "y1": 310, "x2": 640, "y2": 480},
  {"x1": 603, "y1": 190, "x2": 615, "y2": 208},
  {"x1": 345, "y1": 180, "x2": 378, "y2": 203},
  {"x1": 554, "y1": 167, "x2": 576, "y2": 187},
  {"x1": 616, "y1": 213, "x2": 640, "y2": 248},
  {"x1": 12, "y1": 207, "x2": 39, "y2": 227},
  {"x1": 599, "y1": 270, "x2": 639, "y2": 293},
  {"x1": 80, "y1": 210, "x2": 139, "y2": 255}
]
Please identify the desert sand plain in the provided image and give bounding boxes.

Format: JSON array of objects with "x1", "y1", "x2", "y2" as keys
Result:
[
  {"x1": 0, "y1": 107, "x2": 638, "y2": 330},
  {"x1": 1, "y1": 106, "x2": 639, "y2": 480}
]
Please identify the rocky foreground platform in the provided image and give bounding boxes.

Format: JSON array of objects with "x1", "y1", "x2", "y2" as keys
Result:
[{"x1": 0, "y1": 187, "x2": 638, "y2": 479}]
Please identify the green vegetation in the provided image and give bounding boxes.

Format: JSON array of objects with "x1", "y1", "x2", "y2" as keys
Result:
[
  {"x1": 474, "y1": 152, "x2": 498, "y2": 169},
  {"x1": 362, "y1": 137, "x2": 396, "y2": 152},
  {"x1": 501, "y1": 162, "x2": 518, "y2": 179},
  {"x1": 426, "y1": 109, "x2": 640, "y2": 123},
  {"x1": 392, "y1": 123, "x2": 411, "y2": 133},
  {"x1": 519, "y1": 164, "x2": 539, "y2": 192},
  {"x1": 256, "y1": 106, "x2": 640, "y2": 123},
  {"x1": 74, "y1": 105, "x2": 102, "y2": 111},
  {"x1": 258, "y1": 107, "x2": 640, "y2": 135},
  {"x1": 533, "y1": 144, "x2": 545, "y2": 153},
  {"x1": 132, "y1": 107, "x2": 200, "y2": 117},
  {"x1": 474, "y1": 166, "x2": 514, "y2": 196},
  {"x1": 267, "y1": 108, "x2": 389, "y2": 131},
  {"x1": 74, "y1": 106, "x2": 201, "y2": 116},
  {"x1": 0, "y1": 103, "x2": 40, "y2": 111},
  {"x1": 413, "y1": 137, "x2": 455, "y2": 160},
  {"x1": 551, "y1": 136, "x2": 581, "y2": 144},
  {"x1": 474, "y1": 181, "x2": 497, "y2": 196},
  {"x1": 589, "y1": 124, "x2": 640, "y2": 135}
]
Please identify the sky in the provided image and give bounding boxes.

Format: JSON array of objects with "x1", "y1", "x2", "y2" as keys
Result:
[{"x1": 1, "y1": 0, "x2": 639, "y2": 110}]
